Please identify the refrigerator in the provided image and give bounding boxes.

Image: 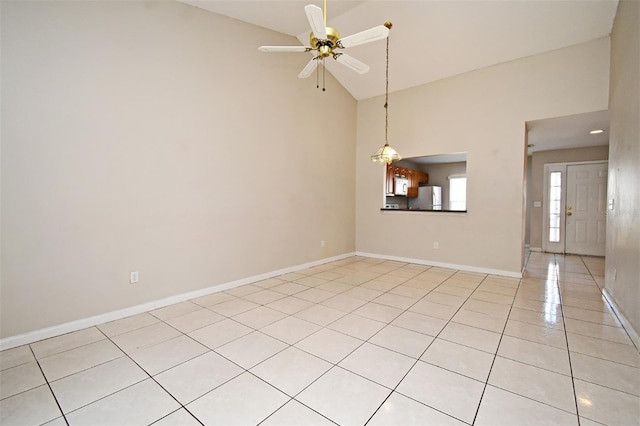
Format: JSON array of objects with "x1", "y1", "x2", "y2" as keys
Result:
[{"x1": 410, "y1": 185, "x2": 442, "y2": 210}]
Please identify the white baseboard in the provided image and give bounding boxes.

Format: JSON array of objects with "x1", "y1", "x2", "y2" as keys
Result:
[
  {"x1": 355, "y1": 251, "x2": 522, "y2": 278},
  {"x1": 602, "y1": 289, "x2": 640, "y2": 350},
  {"x1": 0, "y1": 252, "x2": 356, "y2": 351},
  {"x1": 529, "y1": 247, "x2": 543, "y2": 252}
]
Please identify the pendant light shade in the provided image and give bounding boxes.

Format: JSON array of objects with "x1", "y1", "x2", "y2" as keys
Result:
[
  {"x1": 371, "y1": 22, "x2": 401, "y2": 165},
  {"x1": 371, "y1": 143, "x2": 401, "y2": 165}
]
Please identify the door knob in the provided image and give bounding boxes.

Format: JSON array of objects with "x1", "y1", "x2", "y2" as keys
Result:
[{"x1": 567, "y1": 212, "x2": 572, "y2": 216}]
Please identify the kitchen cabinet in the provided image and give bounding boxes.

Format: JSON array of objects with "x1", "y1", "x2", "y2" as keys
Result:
[
  {"x1": 385, "y1": 164, "x2": 405, "y2": 195},
  {"x1": 418, "y1": 171, "x2": 429, "y2": 185},
  {"x1": 385, "y1": 164, "x2": 429, "y2": 197},
  {"x1": 386, "y1": 164, "x2": 428, "y2": 197},
  {"x1": 406, "y1": 169, "x2": 418, "y2": 197},
  {"x1": 385, "y1": 165, "x2": 394, "y2": 194}
]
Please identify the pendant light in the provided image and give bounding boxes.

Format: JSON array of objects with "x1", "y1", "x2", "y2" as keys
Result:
[{"x1": 371, "y1": 22, "x2": 401, "y2": 165}]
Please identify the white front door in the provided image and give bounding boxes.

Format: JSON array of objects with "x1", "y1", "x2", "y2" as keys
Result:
[{"x1": 564, "y1": 163, "x2": 607, "y2": 256}]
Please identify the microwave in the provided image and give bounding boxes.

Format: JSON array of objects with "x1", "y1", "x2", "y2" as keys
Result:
[{"x1": 394, "y1": 177, "x2": 409, "y2": 196}]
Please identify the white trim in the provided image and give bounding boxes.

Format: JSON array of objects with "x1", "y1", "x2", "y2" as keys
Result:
[
  {"x1": 0, "y1": 252, "x2": 356, "y2": 351},
  {"x1": 602, "y1": 289, "x2": 640, "y2": 350},
  {"x1": 356, "y1": 251, "x2": 522, "y2": 278},
  {"x1": 529, "y1": 247, "x2": 543, "y2": 252}
]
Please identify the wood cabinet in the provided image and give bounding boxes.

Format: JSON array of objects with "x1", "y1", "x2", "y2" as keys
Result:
[
  {"x1": 406, "y1": 169, "x2": 418, "y2": 198},
  {"x1": 385, "y1": 163, "x2": 405, "y2": 195},
  {"x1": 386, "y1": 164, "x2": 428, "y2": 197},
  {"x1": 385, "y1": 164, "x2": 395, "y2": 194},
  {"x1": 417, "y1": 171, "x2": 429, "y2": 185}
]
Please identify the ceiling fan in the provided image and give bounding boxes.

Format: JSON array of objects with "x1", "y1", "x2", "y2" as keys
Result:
[{"x1": 258, "y1": 1, "x2": 390, "y2": 87}]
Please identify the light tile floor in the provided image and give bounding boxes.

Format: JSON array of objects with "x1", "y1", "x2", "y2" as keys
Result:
[{"x1": 1, "y1": 253, "x2": 639, "y2": 425}]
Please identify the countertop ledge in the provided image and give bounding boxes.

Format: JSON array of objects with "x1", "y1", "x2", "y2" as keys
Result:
[{"x1": 380, "y1": 208, "x2": 467, "y2": 213}]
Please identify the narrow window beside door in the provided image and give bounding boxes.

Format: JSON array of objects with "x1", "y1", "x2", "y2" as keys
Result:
[{"x1": 549, "y1": 171, "x2": 562, "y2": 243}]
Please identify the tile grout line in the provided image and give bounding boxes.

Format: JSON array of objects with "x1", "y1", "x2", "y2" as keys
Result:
[
  {"x1": 137, "y1": 259, "x2": 399, "y2": 425},
  {"x1": 8, "y1": 255, "x2": 633, "y2": 425},
  {"x1": 565, "y1": 255, "x2": 640, "y2": 421},
  {"x1": 255, "y1": 258, "x2": 419, "y2": 425},
  {"x1": 555, "y1": 253, "x2": 583, "y2": 426},
  {"x1": 143, "y1": 321, "x2": 259, "y2": 426},
  {"x1": 252, "y1": 263, "x2": 471, "y2": 425},
  {"x1": 93, "y1": 324, "x2": 204, "y2": 425},
  {"x1": 28, "y1": 344, "x2": 70, "y2": 426},
  {"x1": 149, "y1": 257, "x2": 396, "y2": 426},
  {"x1": 252, "y1": 369, "x2": 338, "y2": 426},
  {"x1": 362, "y1": 269, "x2": 492, "y2": 426},
  {"x1": 468, "y1": 250, "x2": 529, "y2": 426},
  {"x1": 26, "y1": 334, "x2": 151, "y2": 413},
  {"x1": 267, "y1": 262, "x2": 423, "y2": 425},
  {"x1": 491, "y1": 253, "x2": 630, "y2": 414},
  {"x1": 577, "y1": 254, "x2": 640, "y2": 353}
]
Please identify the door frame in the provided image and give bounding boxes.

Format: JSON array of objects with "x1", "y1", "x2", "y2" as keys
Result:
[{"x1": 542, "y1": 160, "x2": 608, "y2": 254}]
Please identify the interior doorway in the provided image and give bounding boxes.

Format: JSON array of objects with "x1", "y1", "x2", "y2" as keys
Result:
[{"x1": 543, "y1": 161, "x2": 607, "y2": 256}]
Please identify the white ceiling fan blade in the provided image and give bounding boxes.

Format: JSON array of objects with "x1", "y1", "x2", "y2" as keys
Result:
[
  {"x1": 304, "y1": 4, "x2": 327, "y2": 40},
  {"x1": 258, "y1": 46, "x2": 309, "y2": 53},
  {"x1": 337, "y1": 25, "x2": 390, "y2": 48},
  {"x1": 298, "y1": 58, "x2": 318, "y2": 78},
  {"x1": 335, "y1": 53, "x2": 370, "y2": 74}
]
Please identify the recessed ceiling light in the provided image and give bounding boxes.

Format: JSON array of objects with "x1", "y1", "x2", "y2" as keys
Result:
[{"x1": 590, "y1": 129, "x2": 604, "y2": 134}]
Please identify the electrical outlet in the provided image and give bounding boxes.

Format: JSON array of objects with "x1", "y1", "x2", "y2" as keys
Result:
[
  {"x1": 433, "y1": 242, "x2": 439, "y2": 249},
  {"x1": 130, "y1": 271, "x2": 139, "y2": 284},
  {"x1": 320, "y1": 240, "x2": 325, "y2": 248}
]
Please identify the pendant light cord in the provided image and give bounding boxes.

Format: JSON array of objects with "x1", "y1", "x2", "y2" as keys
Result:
[
  {"x1": 384, "y1": 32, "x2": 389, "y2": 145},
  {"x1": 370, "y1": 21, "x2": 399, "y2": 165}
]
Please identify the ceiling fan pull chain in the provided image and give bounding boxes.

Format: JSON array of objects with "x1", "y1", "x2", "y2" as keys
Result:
[{"x1": 323, "y1": 58, "x2": 326, "y2": 91}]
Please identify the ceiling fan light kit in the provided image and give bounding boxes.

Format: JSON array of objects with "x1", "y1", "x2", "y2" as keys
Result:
[
  {"x1": 258, "y1": 1, "x2": 390, "y2": 91},
  {"x1": 371, "y1": 21, "x2": 402, "y2": 165},
  {"x1": 310, "y1": 27, "x2": 339, "y2": 58}
]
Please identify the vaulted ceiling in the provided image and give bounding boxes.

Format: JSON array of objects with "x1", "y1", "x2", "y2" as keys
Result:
[
  {"x1": 179, "y1": 0, "x2": 618, "y2": 152},
  {"x1": 180, "y1": 0, "x2": 617, "y2": 100}
]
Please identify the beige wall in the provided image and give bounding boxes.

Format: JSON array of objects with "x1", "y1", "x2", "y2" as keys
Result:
[
  {"x1": 356, "y1": 37, "x2": 610, "y2": 274},
  {"x1": 528, "y1": 146, "x2": 609, "y2": 250},
  {"x1": 606, "y1": 0, "x2": 640, "y2": 337},
  {"x1": 1, "y1": 1, "x2": 357, "y2": 338}
]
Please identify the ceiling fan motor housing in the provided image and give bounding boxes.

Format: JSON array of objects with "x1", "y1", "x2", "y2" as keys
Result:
[{"x1": 310, "y1": 27, "x2": 340, "y2": 58}]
